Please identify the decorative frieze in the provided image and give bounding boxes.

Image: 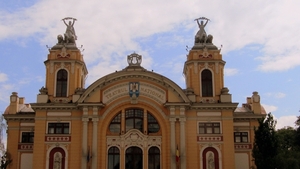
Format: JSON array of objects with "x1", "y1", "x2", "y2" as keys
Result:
[
  {"x1": 107, "y1": 129, "x2": 161, "y2": 149},
  {"x1": 234, "y1": 144, "x2": 252, "y2": 149},
  {"x1": 197, "y1": 136, "x2": 223, "y2": 142},
  {"x1": 18, "y1": 144, "x2": 33, "y2": 150},
  {"x1": 45, "y1": 136, "x2": 71, "y2": 142},
  {"x1": 103, "y1": 82, "x2": 166, "y2": 104}
]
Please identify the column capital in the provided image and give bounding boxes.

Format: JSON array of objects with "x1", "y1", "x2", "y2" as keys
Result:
[
  {"x1": 179, "y1": 118, "x2": 186, "y2": 122},
  {"x1": 169, "y1": 117, "x2": 176, "y2": 122},
  {"x1": 82, "y1": 117, "x2": 89, "y2": 122},
  {"x1": 92, "y1": 117, "x2": 99, "y2": 122}
]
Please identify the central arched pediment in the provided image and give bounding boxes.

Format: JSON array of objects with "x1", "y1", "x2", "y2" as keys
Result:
[{"x1": 77, "y1": 70, "x2": 190, "y2": 104}]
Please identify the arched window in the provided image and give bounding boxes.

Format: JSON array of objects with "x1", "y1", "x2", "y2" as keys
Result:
[
  {"x1": 56, "y1": 69, "x2": 68, "y2": 97},
  {"x1": 148, "y1": 147, "x2": 160, "y2": 169},
  {"x1": 147, "y1": 113, "x2": 160, "y2": 133},
  {"x1": 201, "y1": 69, "x2": 213, "y2": 97},
  {"x1": 108, "y1": 147, "x2": 120, "y2": 169},
  {"x1": 125, "y1": 147, "x2": 143, "y2": 169},
  {"x1": 109, "y1": 113, "x2": 121, "y2": 133},
  {"x1": 202, "y1": 147, "x2": 219, "y2": 169},
  {"x1": 49, "y1": 147, "x2": 66, "y2": 169},
  {"x1": 125, "y1": 109, "x2": 143, "y2": 132}
]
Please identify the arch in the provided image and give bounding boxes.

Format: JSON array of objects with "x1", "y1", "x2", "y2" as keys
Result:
[
  {"x1": 125, "y1": 146, "x2": 143, "y2": 169},
  {"x1": 148, "y1": 146, "x2": 160, "y2": 169},
  {"x1": 55, "y1": 69, "x2": 69, "y2": 97},
  {"x1": 46, "y1": 145, "x2": 69, "y2": 169},
  {"x1": 102, "y1": 99, "x2": 167, "y2": 137},
  {"x1": 200, "y1": 68, "x2": 214, "y2": 97},
  {"x1": 107, "y1": 146, "x2": 120, "y2": 169},
  {"x1": 77, "y1": 71, "x2": 190, "y2": 103},
  {"x1": 200, "y1": 145, "x2": 222, "y2": 169},
  {"x1": 47, "y1": 147, "x2": 67, "y2": 169}
]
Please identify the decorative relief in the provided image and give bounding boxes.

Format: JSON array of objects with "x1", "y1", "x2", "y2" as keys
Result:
[
  {"x1": 234, "y1": 144, "x2": 252, "y2": 149},
  {"x1": 200, "y1": 98, "x2": 216, "y2": 103},
  {"x1": 102, "y1": 82, "x2": 166, "y2": 104},
  {"x1": 199, "y1": 48, "x2": 213, "y2": 58},
  {"x1": 197, "y1": 136, "x2": 223, "y2": 142},
  {"x1": 57, "y1": 47, "x2": 70, "y2": 58},
  {"x1": 127, "y1": 53, "x2": 142, "y2": 66},
  {"x1": 107, "y1": 129, "x2": 161, "y2": 149},
  {"x1": 45, "y1": 136, "x2": 71, "y2": 142},
  {"x1": 53, "y1": 98, "x2": 70, "y2": 103},
  {"x1": 18, "y1": 144, "x2": 33, "y2": 150}
]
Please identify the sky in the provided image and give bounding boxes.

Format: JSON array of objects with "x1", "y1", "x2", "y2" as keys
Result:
[{"x1": 0, "y1": 0, "x2": 299, "y2": 131}]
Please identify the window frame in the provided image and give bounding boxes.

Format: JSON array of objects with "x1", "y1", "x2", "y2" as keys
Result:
[
  {"x1": 55, "y1": 69, "x2": 68, "y2": 97},
  {"x1": 47, "y1": 122, "x2": 70, "y2": 134},
  {"x1": 234, "y1": 132, "x2": 249, "y2": 143},
  {"x1": 21, "y1": 131, "x2": 34, "y2": 143},
  {"x1": 125, "y1": 109, "x2": 144, "y2": 132},
  {"x1": 198, "y1": 122, "x2": 221, "y2": 134},
  {"x1": 200, "y1": 69, "x2": 214, "y2": 97}
]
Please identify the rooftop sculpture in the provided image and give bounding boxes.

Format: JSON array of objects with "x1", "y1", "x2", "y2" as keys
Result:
[
  {"x1": 55, "y1": 17, "x2": 77, "y2": 46},
  {"x1": 194, "y1": 17, "x2": 213, "y2": 44}
]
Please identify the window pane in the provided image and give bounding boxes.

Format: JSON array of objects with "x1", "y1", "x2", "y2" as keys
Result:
[
  {"x1": 242, "y1": 136, "x2": 248, "y2": 142},
  {"x1": 126, "y1": 119, "x2": 134, "y2": 132},
  {"x1": 235, "y1": 137, "x2": 241, "y2": 142},
  {"x1": 214, "y1": 127, "x2": 220, "y2": 134},
  {"x1": 110, "y1": 124, "x2": 120, "y2": 133},
  {"x1": 206, "y1": 127, "x2": 212, "y2": 134}
]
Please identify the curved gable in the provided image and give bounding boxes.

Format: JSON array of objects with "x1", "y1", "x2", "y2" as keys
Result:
[{"x1": 77, "y1": 70, "x2": 190, "y2": 104}]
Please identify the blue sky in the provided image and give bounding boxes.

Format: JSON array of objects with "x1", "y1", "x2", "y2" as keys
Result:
[{"x1": 0, "y1": 0, "x2": 300, "y2": 130}]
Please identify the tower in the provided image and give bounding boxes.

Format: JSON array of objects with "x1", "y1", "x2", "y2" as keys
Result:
[
  {"x1": 37, "y1": 17, "x2": 88, "y2": 104},
  {"x1": 183, "y1": 17, "x2": 231, "y2": 103}
]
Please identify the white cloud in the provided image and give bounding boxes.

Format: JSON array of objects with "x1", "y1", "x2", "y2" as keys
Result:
[
  {"x1": 275, "y1": 115, "x2": 298, "y2": 129},
  {"x1": 274, "y1": 92, "x2": 286, "y2": 99},
  {"x1": 0, "y1": 84, "x2": 15, "y2": 103},
  {"x1": 265, "y1": 92, "x2": 286, "y2": 99},
  {"x1": 224, "y1": 68, "x2": 238, "y2": 76},
  {"x1": 0, "y1": 73, "x2": 7, "y2": 83},
  {"x1": 261, "y1": 104, "x2": 278, "y2": 114},
  {"x1": 1, "y1": 0, "x2": 300, "y2": 75}
]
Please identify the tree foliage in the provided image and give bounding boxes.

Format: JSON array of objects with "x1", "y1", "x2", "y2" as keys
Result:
[
  {"x1": 253, "y1": 114, "x2": 300, "y2": 169},
  {"x1": 252, "y1": 113, "x2": 278, "y2": 169}
]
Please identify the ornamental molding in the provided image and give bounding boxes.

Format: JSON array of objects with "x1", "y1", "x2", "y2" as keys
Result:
[
  {"x1": 107, "y1": 129, "x2": 162, "y2": 150},
  {"x1": 45, "y1": 136, "x2": 71, "y2": 142},
  {"x1": 234, "y1": 144, "x2": 252, "y2": 149},
  {"x1": 102, "y1": 82, "x2": 166, "y2": 104},
  {"x1": 18, "y1": 143, "x2": 33, "y2": 150},
  {"x1": 197, "y1": 136, "x2": 223, "y2": 142}
]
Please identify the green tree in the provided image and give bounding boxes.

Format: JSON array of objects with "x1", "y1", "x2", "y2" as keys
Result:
[
  {"x1": 252, "y1": 113, "x2": 278, "y2": 169},
  {"x1": 276, "y1": 126, "x2": 300, "y2": 169}
]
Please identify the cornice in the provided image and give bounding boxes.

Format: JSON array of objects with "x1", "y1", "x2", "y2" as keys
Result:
[
  {"x1": 30, "y1": 103, "x2": 78, "y2": 111},
  {"x1": 3, "y1": 114, "x2": 35, "y2": 121},
  {"x1": 190, "y1": 102, "x2": 238, "y2": 110}
]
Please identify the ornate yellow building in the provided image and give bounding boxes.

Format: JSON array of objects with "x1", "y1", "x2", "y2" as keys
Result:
[{"x1": 4, "y1": 18, "x2": 265, "y2": 169}]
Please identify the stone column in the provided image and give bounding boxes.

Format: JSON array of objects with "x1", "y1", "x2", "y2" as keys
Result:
[
  {"x1": 180, "y1": 118, "x2": 186, "y2": 169},
  {"x1": 180, "y1": 107, "x2": 186, "y2": 169},
  {"x1": 81, "y1": 107, "x2": 89, "y2": 169},
  {"x1": 92, "y1": 107, "x2": 99, "y2": 169},
  {"x1": 169, "y1": 106, "x2": 176, "y2": 169}
]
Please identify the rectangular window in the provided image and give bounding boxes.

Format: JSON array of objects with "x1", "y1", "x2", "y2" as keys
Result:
[
  {"x1": 48, "y1": 122, "x2": 70, "y2": 134},
  {"x1": 234, "y1": 132, "x2": 248, "y2": 143},
  {"x1": 199, "y1": 122, "x2": 221, "y2": 134},
  {"x1": 21, "y1": 132, "x2": 34, "y2": 143}
]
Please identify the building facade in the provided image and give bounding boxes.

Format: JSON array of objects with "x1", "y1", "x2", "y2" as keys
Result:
[{"x1": 4, "y1": 18, "x2": 265, "y2": 169}]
